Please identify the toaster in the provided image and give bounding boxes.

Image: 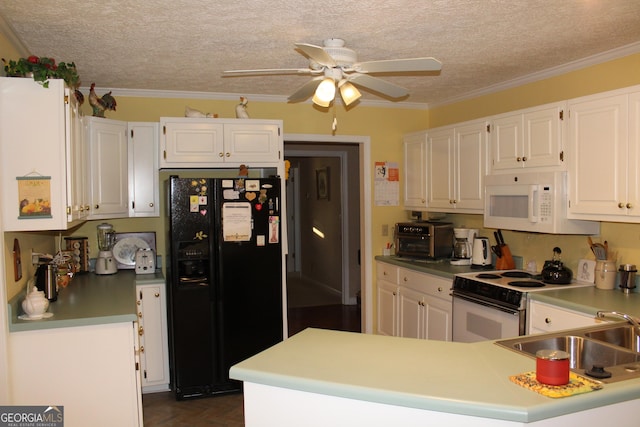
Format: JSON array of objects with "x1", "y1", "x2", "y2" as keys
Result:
[{"x1": 135, "y1": 248, "x2": 156, "y2": 274}]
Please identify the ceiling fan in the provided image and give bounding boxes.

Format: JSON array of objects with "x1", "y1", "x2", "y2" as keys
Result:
[{"x1": 223, "y1": 38, "x2": 442, "y2": 107}]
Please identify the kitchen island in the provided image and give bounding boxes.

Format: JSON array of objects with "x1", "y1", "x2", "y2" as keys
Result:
[
  {"x1": 6, "y1": 270, "x2": 156, "y2": 427},
  {"x1": 230, "y1": 328, "x2": 640, "y2": 426}
]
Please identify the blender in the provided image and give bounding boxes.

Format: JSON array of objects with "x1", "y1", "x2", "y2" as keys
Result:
[
  {"x1": 95, "y1": 223, "x2": 117, "y2": 275},
  {"x1": 450, "y1": 228, "x2": 478, "y2": 265}
]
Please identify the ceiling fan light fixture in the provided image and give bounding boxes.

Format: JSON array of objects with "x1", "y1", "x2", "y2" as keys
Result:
[
  {"x1": 338, "y1": 80, "x2": 361, "y2": 106},
  {"x1": 312, "y1": 77, "x2": 336, "y2": 107}
]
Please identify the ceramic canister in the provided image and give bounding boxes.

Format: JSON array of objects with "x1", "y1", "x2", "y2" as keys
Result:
[{"x1": 536, "y1": 349, "x2": 570, "y2": 385}]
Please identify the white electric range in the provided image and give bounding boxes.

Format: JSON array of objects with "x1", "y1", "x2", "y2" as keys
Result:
[{"x1": 451, "y1": 270, "x2": 594, "y2": 342}]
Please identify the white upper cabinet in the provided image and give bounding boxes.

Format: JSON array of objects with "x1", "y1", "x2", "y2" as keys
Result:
[
  {"x1": 490, "y1": 102, "x2": 566, "y2": 172},
  {"x1": 160, "y1": 118, "x2": 282, "y2": 168},
  {"x1": 427, "y1": 119, "x2": 488, "y2": 213},
  {"x1": 567, "y1": 85, "x2": 640, "y2": 221},
  {"x1": 403, "y1": 131, "x2": 427, "y2": 209},
  {"x1": 128, "y1": 122, "x2": 160, "y2": 217},
  {"x1": 84, "y1": 117, "x2": 129, "y2": 219},
  {"x1": 0, "y1": 77, "x2": 85, "y2": 231}
]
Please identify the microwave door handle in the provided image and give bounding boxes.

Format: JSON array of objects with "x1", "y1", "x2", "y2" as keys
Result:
[{"x1": 528, "y1": 184, "x2": 539, "y2": 223}]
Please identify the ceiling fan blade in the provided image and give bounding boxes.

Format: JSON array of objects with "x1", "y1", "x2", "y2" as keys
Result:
[
  {"x1": 223, "y1": 68, "x2": 313, "y2": 76},
  {"x1": 354, "y1": 57, "x2": 442, "y2": 73},
  {"x1": 348, "y1": 74, "x2": 409, "y2": 99},
  {"x1": 294, "y1": 43, "x2": 337, "y2": 67},
  {"x1": 287, "y1": 77, "x2": 323, "y2": 103}
]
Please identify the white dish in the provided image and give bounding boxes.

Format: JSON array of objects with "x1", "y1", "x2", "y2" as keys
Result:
[
  {"x1": 113, "y1": 237, "x2": 150, "y2": 266},
  {"x1": 19, "y1": 312, "x2": 53, "y2": 320}
]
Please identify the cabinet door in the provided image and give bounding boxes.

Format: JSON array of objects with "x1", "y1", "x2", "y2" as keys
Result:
[
  {"x1": 399, "y1": 287, "x2": 424, "y2": 339},
  {"x1": 528, "y1": 300, "x2": 602, "y2": 335},
  {"x1": 137, "y1": 284, "x2": 170, "y2": 392},
  {"x1": 68, "y1": 90, "x2": 89, "y2": 222},
  {"x1": 161, "y1": 120, "x2": 224, "y2": 166},
  {"x1": 628, "y1": 91, "x2": 640, "y2": 217},
  {"x1": 425, "y1": 296, "x2": 452, "y2": 341},
  {"x1": 0, "y1": 78, "x2": 80, "y2": 231},
  {"x1": 403, "y1": 132, "x2": 427, "y2": 208},
  {"x1": 128, "y1": 122, "x2": 159, "y2": 217},
  {"x1": 567, "y1": 92, "x2": 628, "y2": 216},
  {"x1": 522, "y1": 103, "x2": 564, "y2": 169},
  {"x1": 427, "y1": 127, "x2": 455, "y2": 210},
  {"x1": 224, "y1": 122, "x2": 281, "y2": 163},
  {"x1": 491, "y1": 113, "x2": 523, "y2": 170},
  {"x1": 377, "y1": 280, "x2": 398, "y2": 336},
  {"x1": 454, "y1": 120, "x2": 488, "y2": 211},
  {"x1": 86, "y1": 117, "x2": 129, "y2": 219}
]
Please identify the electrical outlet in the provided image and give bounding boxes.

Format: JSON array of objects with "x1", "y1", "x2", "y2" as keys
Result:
[{"x1": 381, "y1": 224, "x2": 389, "y2": 236}]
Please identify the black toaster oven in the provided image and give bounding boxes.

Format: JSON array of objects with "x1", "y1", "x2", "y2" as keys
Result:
[{"x1": 395, "y1": 221, "x2": 453, "y2": 259}]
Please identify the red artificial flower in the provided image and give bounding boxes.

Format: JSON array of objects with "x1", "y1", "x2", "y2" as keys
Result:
[{"x1": 27, "y1": 55, "x2": 39, "y2": 64}]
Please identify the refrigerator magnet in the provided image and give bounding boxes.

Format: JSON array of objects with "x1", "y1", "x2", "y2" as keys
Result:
[
  {"x1": 223, "y1": 189, "x2": 240, "y2": 200},
  {"x1": 246, "y1": 180, "x2": 260, "y2": 191},
  {"x1": 222, "y1": 179, "x2": 234, "y2": 188},
  {"x1": 269, "y1": 216, "x2": 279, "y2": 243},
  {"x1": 257, "y1": 235, "x2": 266, "y2": 246},
  {"x1": 189, "y1": 195, "x2": 199, "y2": 212}
]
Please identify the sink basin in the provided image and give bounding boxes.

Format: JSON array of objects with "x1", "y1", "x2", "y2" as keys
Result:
[
  {"x1": 496, "y1": 323, "x2": 640, "y2": 383},
  {"x1": 585, "y1": 325, "x2": 640, "y2": 352}
]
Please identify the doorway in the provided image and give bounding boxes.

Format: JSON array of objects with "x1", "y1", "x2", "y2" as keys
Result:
[{"x1": 284, "y1": 134, "x2": 372, "y2": 334}]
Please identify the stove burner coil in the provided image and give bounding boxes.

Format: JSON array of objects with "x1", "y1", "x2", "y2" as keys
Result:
[
  {"x1": 508, "y1": 280, "x2": 545, "y2": 288},
  {"x1": 476, "y1": 273, "x2": 501, "y2": 279},
  {"x1": 501, "y1": 271, "x2": 532, "y2": 278}
]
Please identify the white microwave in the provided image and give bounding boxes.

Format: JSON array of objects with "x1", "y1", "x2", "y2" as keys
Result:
[{"x1": 484, "y1": 171, "x2": 600, "y2": 234}]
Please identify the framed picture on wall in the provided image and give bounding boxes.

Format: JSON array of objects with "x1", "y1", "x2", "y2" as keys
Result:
[{"x1": 316, "y1": 167, "x2": 329, "y2": 200}]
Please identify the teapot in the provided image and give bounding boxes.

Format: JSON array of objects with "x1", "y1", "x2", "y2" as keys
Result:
[
  {"x1": 541, "y1": 247, "x2": 573, "y2": 284},
  {"x1": 21, "y1": 284, "x2": 49, "y2": 319}
]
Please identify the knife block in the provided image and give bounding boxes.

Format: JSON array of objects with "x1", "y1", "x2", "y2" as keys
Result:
[{"x1": 496, "y1": 244, "x2": 516, "y2": 270}]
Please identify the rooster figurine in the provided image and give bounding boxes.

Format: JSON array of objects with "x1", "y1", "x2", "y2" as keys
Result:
[
  {"x1": 89, "y1": 83, "x2": 117, "y2": 117},
  {"x1": 235, "y1": 96, "x2": 249, "y2": 119}
]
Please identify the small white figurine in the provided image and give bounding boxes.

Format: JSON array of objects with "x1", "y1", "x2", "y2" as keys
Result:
[
  {"x1": 185, "y1": 106, "x2": 217, "y2": 118},
  {"x1": 235, "y1": 96, "x2": 249, "y2": 119}
]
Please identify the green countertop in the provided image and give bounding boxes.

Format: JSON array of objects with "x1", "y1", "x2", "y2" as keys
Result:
[
  {"x1": 375, "y1": 255, "x2": 476, "y2": 279},
  {"x1": 8, "y1": 270, "x2": 165, "y2": 332},
  {"x1": 230, "y1": 328, "x2": 640, "y2": 423}
]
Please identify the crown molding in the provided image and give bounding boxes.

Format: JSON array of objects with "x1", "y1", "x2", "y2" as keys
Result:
[
  {"x1": 430, "y1": 41, "x2": 640, "y2": 108},
  {"x1": 76, "y1": 87, "x2": 430, "y2": 110}
]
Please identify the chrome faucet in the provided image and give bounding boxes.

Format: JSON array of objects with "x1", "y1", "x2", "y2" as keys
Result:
[{"x1": 596, "y1": 311, "x2": 640, "y2": 330}]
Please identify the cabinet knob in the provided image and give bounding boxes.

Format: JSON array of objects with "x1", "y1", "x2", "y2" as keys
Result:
[
  {"x1": 155, "y1": 293, "x2": 160, "y2": 298},
  {"x1": 627, "y1": 203, "x2": 633, "y2": 209},
  {"x1": 517, "y1": 157, "x2": 522, "y2": 162},
  {"x1": 421, "y1": 199, "x2": 426, "y2": 204},
  {"x1": 94, "y1": 204, "x2": 99, "y2": 209},
  {"x1": 219, "y1": 152, "x2": 224, "y2": 157},
  {"x1": 619, "y1": 202, "x2": 625, "y2": 209},
  {"x1": 138, "y1": 312, "x2": 142, "y2": 318},
  {"x1": 383, "y1": 271, "x2": 387, "y2": 276},
  {"x1": 545, "y1": 318, "x2": 552, "y2": 324},
  {"x1": 140, "y1": 346, "x2": 144, "y2": 353},
  {"x1": 137, "y1": 300, "x2": 141, "y2": 306},
  {"x1": 138, "y1": 326, "x2": 144, "y2": 336},
  {"x1": 85, "y1": 205, "x2": 90, "y2": 211},
  {"x1": 226, "y1": 152, "x2": 231, "y2": 157},
  {"x1": 392, "y1": 291, "x2": 396, "y2": 296},
  {"x1": 437, "y1": 287, "x2": 443, "y2": 292},
  {"x1": 149, "y1": 203, "x2": 154, "y2": 208},
  {"x1": 403, "y1": 276, "x2": 408, "y2": 282},
  {"x1": 522, "y1": 156, "x2": 527, "y2": 162}
]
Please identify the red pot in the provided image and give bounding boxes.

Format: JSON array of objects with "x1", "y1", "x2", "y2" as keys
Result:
[{"x1": 536, "y1": 349, "x2": 570, "y2": 385}]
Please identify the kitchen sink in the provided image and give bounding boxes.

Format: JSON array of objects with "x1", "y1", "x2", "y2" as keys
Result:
[
  {"x1": 585, "y1": 325, "x2": 640, "y2": 352},
  {"x1": 496, "y1": 322, "x2": 640, "y2": 383}
]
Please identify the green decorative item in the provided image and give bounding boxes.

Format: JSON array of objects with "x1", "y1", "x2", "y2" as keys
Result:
[{"x1": 2, "y1": 56, "x2": 80, "y2": 89}]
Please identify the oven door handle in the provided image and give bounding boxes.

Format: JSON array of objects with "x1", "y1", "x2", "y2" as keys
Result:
[{"x1": 452, "y1": 291, "x2": 521, "y2": 315}]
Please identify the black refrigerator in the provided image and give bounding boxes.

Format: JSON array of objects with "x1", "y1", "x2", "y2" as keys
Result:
[{"x1": 165, "y1": 176, "x2": 284, "y2": 400}]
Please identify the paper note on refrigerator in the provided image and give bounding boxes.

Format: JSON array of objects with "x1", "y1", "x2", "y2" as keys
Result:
[{"x1": 222, "y1": 202, "x2": 252, "y2": 241}]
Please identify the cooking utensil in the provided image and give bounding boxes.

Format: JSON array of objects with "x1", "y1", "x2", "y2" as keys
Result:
[
  {"x1": 497, "y1": 229, "x2": 505, "y2": 246},
  {"x1": 491, "y1": 245, "x2": 502, "y2": 258},
  {"x1": 592, "y1": 243, "x2": 607, "y2": 260},
  {"x1": 541, "y1": 247, "x2": 573, "y2": 284}
]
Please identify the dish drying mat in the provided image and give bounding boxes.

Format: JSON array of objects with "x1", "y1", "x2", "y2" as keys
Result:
[{"x1": 509, "y1": 371, "x2": 603, "y2": 398}]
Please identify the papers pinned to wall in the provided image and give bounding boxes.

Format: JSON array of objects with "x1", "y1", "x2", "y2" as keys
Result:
[{"x1": 374, "y1": 161, "x2": 399, "y2": 206}]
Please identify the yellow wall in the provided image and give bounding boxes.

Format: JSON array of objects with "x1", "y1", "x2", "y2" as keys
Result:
[{"x1": 4, "y1": 30, "x2": 640, "y2": 329}]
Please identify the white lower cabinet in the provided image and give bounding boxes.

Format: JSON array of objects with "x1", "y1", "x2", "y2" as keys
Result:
[
  {"x1": 136, "y1": 282, "x2": 170, "y2": 393},
  {"x1": 8, "y1": 322, "x2": 143, "y2": 427},
  {"x1": 376, "y1": 263, "x2": 399, "y2": 336},
  {"x1": 528, "y1": 300, "x2": 603, "y2": 335},
  {"x1": 376, "y1": 261, "x2": 452, "y2": 341}
]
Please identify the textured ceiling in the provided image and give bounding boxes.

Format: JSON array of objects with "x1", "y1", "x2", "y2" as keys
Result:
[{"x1": 1, "y1": 1, "x2": 639, "y2": 106}]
